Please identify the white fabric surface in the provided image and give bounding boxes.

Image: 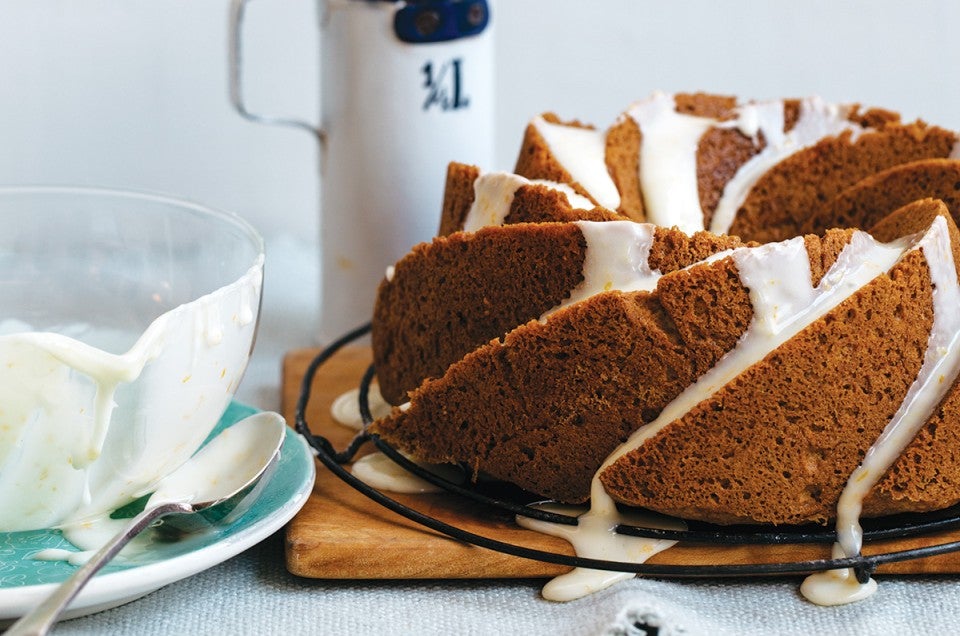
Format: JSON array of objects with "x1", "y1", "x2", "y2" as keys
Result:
[
  {"x1": 47, "y1": 235, "x2": 960, "y2": 634},
  {"x1": 53, "y1": 532, "x2": 960, "y2": 636}
]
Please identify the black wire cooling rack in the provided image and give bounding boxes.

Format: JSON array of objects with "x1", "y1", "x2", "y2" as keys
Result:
[{"x1": 294, "y1": 323, "x2": 960, "y2": 584}]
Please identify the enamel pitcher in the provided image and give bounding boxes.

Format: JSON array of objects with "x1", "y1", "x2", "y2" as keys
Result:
[{"x1": 230, "y1": 0, "x2": 495, "y2": 342}]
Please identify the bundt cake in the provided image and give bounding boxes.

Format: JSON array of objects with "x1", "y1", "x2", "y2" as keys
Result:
[
  {"x1": 374, "y1": 199, "x2": 960, "y2": 526},
  {"x1": 363, "y1": 91, "x2": 960, "y2": 604},
  {"x1": 372, "y1": 94, "x2": 960, "y2": 523}
]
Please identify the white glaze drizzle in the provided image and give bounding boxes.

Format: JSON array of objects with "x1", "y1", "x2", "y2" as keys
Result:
[
  {"x1": 350, "y1": 451, "x2": 463, "y2": 495},
  {"x1": 627, "y1": 92, "x2": 717, "y2": 234},
  {"x1": 463, "y1": 171, "x2": 594, "y2": 233},
  {"x1": 799, "y1": 543, "x2": 878, "y2": 606},
  {"x1": 532, "y1": 116, "x2": 622, "y2": 211},
  {"x1": 2, "y1": 321, "x2": 169, "y2": 470},
  {"x1": 626, "y1": 93, "x2": 864, "y2": 236},
  {"x1": 524, "y1": 229, "x2": 915, "y2": 602},
  {"x1": 32, "y1": 517, "x2": 151, "y2": 566},
  {"x1": 238, "y1": 283, "x2": 255, "y2": 326},
  {"x1": 802, "y1": 215, "x2": 960, "y2": 604},
  {"x1": 516, "y1": 502, "x2": 684, "y2": 601},
  {"x1": 33, "y1": 547, "x2": 99, "y2": 567},
  {"x1": 330, "y1": 385, "x2": 393, "y2": 431},
  {"x1": 726, "y1": 99, "x2": 787, "y2": 144},
  {"x1": 710, "y1": 96, "x2": 862, "y2": 235},
  {"x1": 541, "y1": 221, "x2": 660, "y2": 319}
]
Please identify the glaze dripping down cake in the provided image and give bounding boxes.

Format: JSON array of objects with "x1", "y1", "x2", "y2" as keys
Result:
[{"x1": 368, "y1": 92, "x2": 960, "y2": 530}]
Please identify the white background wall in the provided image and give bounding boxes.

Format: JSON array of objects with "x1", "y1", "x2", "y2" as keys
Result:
[
  {"x1": 2, "y1": 0, "x2": 959, "y2": 246},
  {"x1": 2, "y1": 0, "x2": 958, "y2": 404}
]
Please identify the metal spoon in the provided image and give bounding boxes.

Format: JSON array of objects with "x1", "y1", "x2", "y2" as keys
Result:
[{"x1": 6, "y1": 411, "x2": 287, "y2": 636}]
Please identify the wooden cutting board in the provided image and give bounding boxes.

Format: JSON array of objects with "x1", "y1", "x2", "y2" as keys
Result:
[{"x1": 281, "y1": 346, "x2": 960, "y2": 579}]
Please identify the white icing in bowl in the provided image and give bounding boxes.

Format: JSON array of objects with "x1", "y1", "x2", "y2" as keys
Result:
[{"x1": 0, "y1": 187, "x2": 264, "y2": 532}]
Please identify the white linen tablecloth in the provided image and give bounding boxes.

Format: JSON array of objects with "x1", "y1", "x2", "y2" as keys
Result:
[
  {"x1": 50, "y1": 235, "x2": 960, "y2": 635},
  {"x1": 55, "y1": 532, "x2": 960, "y2": 635}
]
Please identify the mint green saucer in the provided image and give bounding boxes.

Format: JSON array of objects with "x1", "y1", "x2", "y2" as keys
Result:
[{"x1": 0, "y1": 402, "x2": 315, "y2": 621}]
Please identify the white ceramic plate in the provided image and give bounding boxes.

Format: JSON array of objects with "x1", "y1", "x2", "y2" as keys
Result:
[{"x1": 0, "y1": 402, "x2": 315, "y2": 623}]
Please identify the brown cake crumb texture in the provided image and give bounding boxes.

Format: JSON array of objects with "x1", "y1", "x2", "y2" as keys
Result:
[
  {"x1": 373, "y1": 223, "x2": 746, "y2": 406},
  {"x1": 728, "y1": 123, "x2": 958, "y2": 243},
  {"x1": 603, "y1": 116, "x2": 645, "y2": 222},
  {"x1": 373, "y1": 223, "x2": 858, "y2": 506},
  {"x1": 600, "y1": 201, "x2": 960, "y2": 524},
  {"x1": 372, "y1": 223, "x2": 587, "y2": 406},
  {"x1": 438, "y1": 162, "x2": 482, "y2": 236},
  {"x1": 806, "y1": 158, "x2": 960, "y2": 234}
]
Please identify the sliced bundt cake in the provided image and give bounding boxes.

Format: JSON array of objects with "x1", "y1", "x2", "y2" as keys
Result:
[{"x1": 372, "y1": 200, "x2": 960, "y2": 525}]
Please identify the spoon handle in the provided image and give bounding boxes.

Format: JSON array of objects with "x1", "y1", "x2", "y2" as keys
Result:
[{"x1": 6, "y1": 501, "x2": 193, "y2": 636}]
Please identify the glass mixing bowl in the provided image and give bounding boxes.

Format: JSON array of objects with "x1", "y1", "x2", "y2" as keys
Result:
[{"x1": 0, "y1": 186, "x2": 265, "y2": 532}]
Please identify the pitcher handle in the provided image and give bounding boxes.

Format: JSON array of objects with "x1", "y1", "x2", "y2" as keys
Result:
[{"x1": 228, "y1": 0, "x2": 326, "y2": 145}]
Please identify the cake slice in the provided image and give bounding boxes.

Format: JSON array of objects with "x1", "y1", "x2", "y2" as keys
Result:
[
  {"x1": 803, "y1": 158, "x2": 960, "y2": 235},
  {"x1": 602, "y1": 199, "x2": 960, "y2": 524},
  {"x1": 372, "y1": 200, "x2": 960, "y2": 524},
  {"x1": 372, "y1": 221, "x2": 747, "y2": 405},
  {"x1": 728, "y1": 122, "x2": 959, "y2": 243},
  {"x1": 437, "y1": 162, "x2": 621, "y2": 237}
]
